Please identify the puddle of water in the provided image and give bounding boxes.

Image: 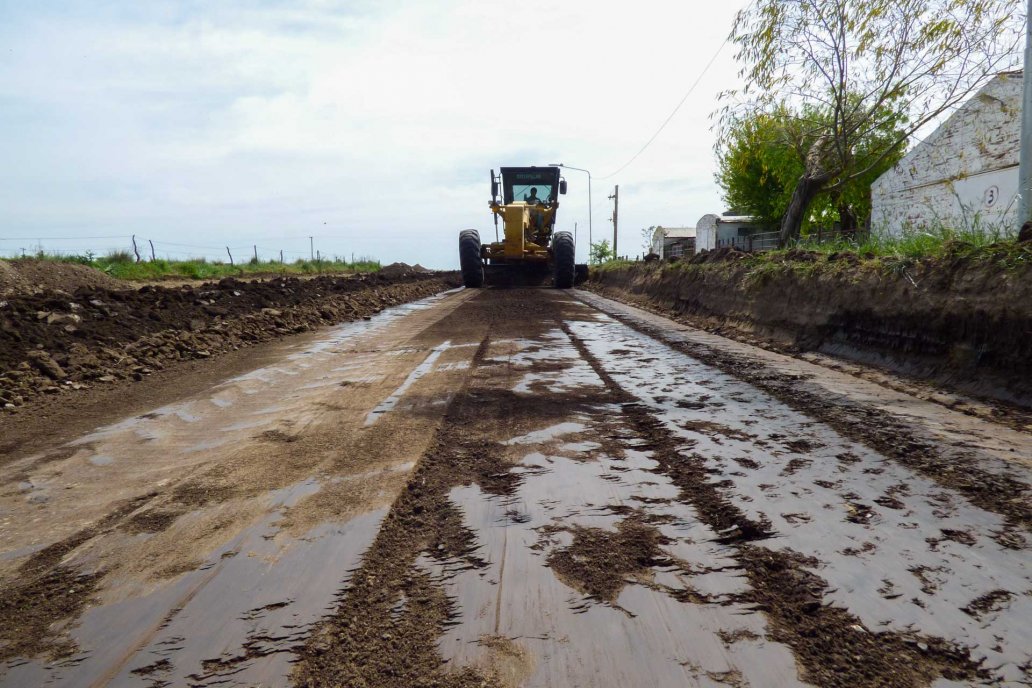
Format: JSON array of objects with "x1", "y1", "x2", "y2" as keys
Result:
[
  {"x1": 219, "y1": 417, "x2": 276, "y2": 433},
  {"x1": 426, "y1": 333, "x2": 806, "y2": 686},
  {"x1": 568, "y1": 317, "x2": 1032, "y2": 683},
  {"x1": 488, "y1": 329, "x2": 603, "y2": 395},
  {"x1": 88, "y1": 455, "x2": 114, "y2": 466},
  {"x1": 502, "y1": 422, "x2": 587, "y2": 446},
  {"x1": 364, "y1": 341, "x2": 452, "y2": 426},
  {"x1": 0, "y1": 496, "x2": 387, "y2": 688}
]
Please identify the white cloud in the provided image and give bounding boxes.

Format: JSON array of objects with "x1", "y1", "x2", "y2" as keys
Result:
[{"x1": 0, "y1": 0, "x2": 747, "y2": 265}]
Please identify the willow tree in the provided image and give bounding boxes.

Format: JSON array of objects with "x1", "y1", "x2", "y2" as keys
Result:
[
  {"x1": 723, "y1": 0, "x2": 1023, "y2": 244},
  {"x1": 718, "y1": 104, "x2": 904, "y2": 233}
]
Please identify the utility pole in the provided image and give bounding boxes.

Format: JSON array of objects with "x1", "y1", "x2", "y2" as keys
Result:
[
  {"x1": 609, "y1": 185, "x2": 619, "y2": 258},
  {"x1": 1019, "y1": 0, "x2": 1032, "y2": 227}
]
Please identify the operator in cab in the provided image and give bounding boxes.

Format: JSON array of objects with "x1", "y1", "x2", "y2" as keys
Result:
[{"x1": 524, "y1": 187, "x2": 541, "y2": 205}]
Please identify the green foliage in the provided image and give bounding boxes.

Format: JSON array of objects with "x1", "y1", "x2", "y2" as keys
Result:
[
  {"x1": 717, "y1": 105, "x2": 905, "y2": 232},
  {"x1": 105, "y1": 250, "x2": 135, "y2": 264},
  {"x1": 723, "y1": 0, "x2": 1022, "y2": 240},
  {"x1": 590, "y1": 239, "x2": 615, "y2": 265}
]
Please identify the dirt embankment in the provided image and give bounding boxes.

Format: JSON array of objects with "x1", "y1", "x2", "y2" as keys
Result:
[
  {"x1": 589, "y1": 251, "x2": 1032, "y2": 406},
  {"x1": 0, "y1": 270, "x2": 460, "y2": 412}
]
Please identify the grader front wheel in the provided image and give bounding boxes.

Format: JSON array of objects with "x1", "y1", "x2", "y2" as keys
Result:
[
  {"x1": 459, "y1": 230, "x2": 484, "y2": 288},
  {"x1": 552, "y1": 231, "x2": 575, "y2": 289}
]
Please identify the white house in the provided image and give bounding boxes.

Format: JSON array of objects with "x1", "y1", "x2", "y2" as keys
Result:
[
  {"x1": 695, "y1": 214, "x2": 764, "y2": 251},
  {"x1": 871, "y1": 71, "x2": 1021, "y2": 234},
  {"x1": 650, "y1": 226, "x2": 696, "y2": 258}
]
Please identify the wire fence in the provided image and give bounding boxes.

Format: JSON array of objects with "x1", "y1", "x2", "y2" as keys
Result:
[{"x1": 0, "y1": 234, "x2": 363, "y2": 264}]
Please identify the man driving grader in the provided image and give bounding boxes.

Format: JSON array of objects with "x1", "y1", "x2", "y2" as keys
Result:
[{"x1": 459, "y1": 166, "x2": 587, "y2": 288}]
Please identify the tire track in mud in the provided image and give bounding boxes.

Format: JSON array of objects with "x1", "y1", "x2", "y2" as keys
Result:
[
  {"x1": 577, "y1": 292, "x2": 1032, "y2": 541},
  {"x1": 291, "y1": 324, "x2": 625, "y2": 686},
  {"x1": 558, "y1": 319, "x2": 987, "y2": 688},
  {"x1": 294, "y1": 290, "x2": 987, "y2": 687},
  {"x1": 292, "y1": 336, "x2": 504, "y2": 688},
  {"x1": 0, "y1": 492, "x2": 157, "y2": 661}
]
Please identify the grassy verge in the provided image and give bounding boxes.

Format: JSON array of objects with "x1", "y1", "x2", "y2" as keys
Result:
[
  {"x1": 595, "y1": 226, "x2": 1031, "y2": 277},
  {"x1": 9, "y1": 252, "x2": 381, "y2": 281}
]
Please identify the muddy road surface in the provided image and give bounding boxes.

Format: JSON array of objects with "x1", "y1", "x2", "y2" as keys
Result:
[{"x1": 1, "y1": 288, "x2": 1029, "y2": 687}]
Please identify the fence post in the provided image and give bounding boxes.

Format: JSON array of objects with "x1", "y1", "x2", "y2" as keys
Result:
[
  {"x1": 131, "y1": 235, "x2": 141, "y2": 263},
  {"x1": 148, "y1": 240, "x2": 156, "y2": 261},
  {"x1": 226, "y1": 247, "x2": 234, "y2": 265},
  {"x1": 280, "y1": 250, "x2": 283, "y2": 264},
  {"x1": 253, "y1": 245, "x2": 258, "y2": 262}
]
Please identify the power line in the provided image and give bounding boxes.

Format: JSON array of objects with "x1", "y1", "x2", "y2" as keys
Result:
[
  {"x1": 0, "y1": 235, "x2": 130, "y2": 241},
  {"x1": 597, "y1": 36, "x2": 729, "y2": 181}
]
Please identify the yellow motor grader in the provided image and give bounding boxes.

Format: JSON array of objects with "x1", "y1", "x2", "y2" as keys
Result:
[{"x1": 459, "y1": 166, "x2": 587, "y2": 288}]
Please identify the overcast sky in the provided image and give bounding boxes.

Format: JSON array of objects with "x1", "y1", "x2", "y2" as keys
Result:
[{"x1": 1, "y1": 0, "x2": 748, "y2": 268}]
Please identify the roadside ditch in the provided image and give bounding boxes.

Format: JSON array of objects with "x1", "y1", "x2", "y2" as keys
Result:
[{"x1": 587, "y1": 251, "x2": 1031, "y2": 408}]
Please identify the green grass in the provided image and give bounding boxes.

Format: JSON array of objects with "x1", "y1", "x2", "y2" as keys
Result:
[
  {"x1": 10, "y1": 251, "x2": 382, "y2": 281},
  {"x1": 787, "y1": 223, "x2": 1024, "y2": 261},
  {"x1": 593, "y1": 224, "x2": 1031, "y2": 279}
]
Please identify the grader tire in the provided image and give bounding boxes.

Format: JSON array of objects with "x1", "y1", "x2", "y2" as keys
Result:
[
  {"x1": 553, "y1": 231, "x2": 575, "y2": 289},
  {"x1": 459, "y1": 230, "x2": 484, "y2": 288}
]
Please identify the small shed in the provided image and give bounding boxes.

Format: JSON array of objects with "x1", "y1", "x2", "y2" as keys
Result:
[
  {"x1": 696, "y1": 214, "x2": 764, "y2": 251},
  {"x1": 650, "y1": 226, "x2": 696, "y2": 258},
  {"x1": 871, "y1": 71, "x2": 1021, "y2": 234}
]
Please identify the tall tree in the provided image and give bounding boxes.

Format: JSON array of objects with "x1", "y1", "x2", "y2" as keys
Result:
[
  {"x1": 723, "y1": 0, "x2": 1022, "y2": 244},
  {"x1": 717, "y1": 104, "x2": 904, "y2": 233}
]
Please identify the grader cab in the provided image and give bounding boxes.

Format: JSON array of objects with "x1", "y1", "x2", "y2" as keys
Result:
[{"x1": 459, "y1": 166, "x2": 587, "y2": 288}]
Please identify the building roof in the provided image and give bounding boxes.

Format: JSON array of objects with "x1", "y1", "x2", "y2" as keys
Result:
[
  {"x1": 658, "y1": 226, "x2": 696, "y2": 238},
  {"x1": 716, "y1": 215, "x2": 758, "y2": 224}
]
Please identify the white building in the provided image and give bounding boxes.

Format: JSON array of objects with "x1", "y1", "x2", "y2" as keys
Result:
[
  {"x1": 871, "y1": 71, "x2": 1021, "y2": 234},
  {"x1": 650, "y1": 226, "x2": 696, "y2": 258},
  {"x1": 695, "y1": 214, "x2": 764, "y2": 251}
]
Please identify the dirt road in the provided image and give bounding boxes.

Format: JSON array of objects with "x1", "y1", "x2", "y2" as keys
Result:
[{"x1": 1, "y1": 288, "x2": 1029, "y2": 687}]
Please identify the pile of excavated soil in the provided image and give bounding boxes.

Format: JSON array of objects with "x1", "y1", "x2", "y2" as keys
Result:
[
  {"x1": 589, "y1": 253, "x2": 1032, "y2": 406},
  {"x1": 0, "y1": 272, "x2": 460, "y2": 411},
  {"x1": 379, "y1": 262, "x2": 432, "y2": 277},
  {"x1": 0, "y1": 259, "x2": 128, "y2": 296}
]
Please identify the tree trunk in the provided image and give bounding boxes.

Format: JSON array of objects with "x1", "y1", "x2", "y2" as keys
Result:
[
  {"x1": 838, "y1": 203, "x2": 859, "y2": 238},
  {"x1": 779, "y1": 175, "x2": 827, "y2": 246}
]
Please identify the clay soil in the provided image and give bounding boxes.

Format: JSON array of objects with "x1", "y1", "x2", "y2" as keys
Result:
[
  {"x1": 0, "y1": 268, "x2": 460, "y2": 417},
  {"x1": 589, "y1": 255, "x2": 1032, "y2": 410},
  {"x1": 0, "y1": 286, "x2": 1028, "y2": 688}
]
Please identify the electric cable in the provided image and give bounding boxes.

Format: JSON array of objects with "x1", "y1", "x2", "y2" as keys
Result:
[{"x1": 597, "y1": 36, "x2": 730, "y2": 181}]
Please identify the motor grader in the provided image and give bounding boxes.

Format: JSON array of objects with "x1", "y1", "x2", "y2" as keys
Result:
[{"x1": 459, "y1": 166, "x2": 587, "y2": 288}]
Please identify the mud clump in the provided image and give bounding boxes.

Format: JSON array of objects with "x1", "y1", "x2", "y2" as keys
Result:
[
  {"x1": 0, "y1": 271, "x2": 459, "y2": 411},
  {"x1": 0, "y1": 566, "x2": 103, "y2": 661},
  {"x1": 543, "y1": 517, "x2": 669, "y2": 603},
  {"x1": 736, "y1": 546, "x2": 985, "y2": 687}
]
